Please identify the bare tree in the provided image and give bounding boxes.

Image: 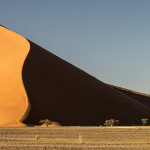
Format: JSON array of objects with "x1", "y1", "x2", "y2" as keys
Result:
[
  {"x1": 141, "y1": 118, "x2": 148, "y2": 126},
  {"x1": 114, "y1": 119, "x2": 119, "y2": 126},
  {"x1": 104, "y1": 119, "x2": 119, "y2": 126},
  {"x1": 39, "y1": 119, "x2": 52, "y2": 127},
  {"x1": 104, "y1": 120, "x2": 111, "y2": 126}
]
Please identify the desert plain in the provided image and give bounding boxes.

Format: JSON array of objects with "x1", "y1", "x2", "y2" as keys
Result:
[{"x1": 1, "y1": 126, "x2": 150, "y2": 150}]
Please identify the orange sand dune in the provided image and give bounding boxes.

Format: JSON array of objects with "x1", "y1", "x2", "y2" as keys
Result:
[
  {"x1": 0, "y1": 26, "x2": 30, "y2": 126},
  {"x1": 1, "y1": 25, "x2": 150, "y2": 126}
]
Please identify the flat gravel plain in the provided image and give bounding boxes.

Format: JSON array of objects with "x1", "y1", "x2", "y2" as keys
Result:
[{"x1": 0, "y1": 126, "x2": 150, "y2": 150}]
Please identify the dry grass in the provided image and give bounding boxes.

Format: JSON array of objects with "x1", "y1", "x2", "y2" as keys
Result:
[{"x1": 0, "y1": 126, "x2": 150, "y2": 149}]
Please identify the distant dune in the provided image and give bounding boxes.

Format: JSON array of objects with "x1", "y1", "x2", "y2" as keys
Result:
[
  {"x1": 109, "y1": 84, "x2": 150, "y2": 108},
  {"x1": 1, "y1": 25, "x2": 150, "y2": 126}
]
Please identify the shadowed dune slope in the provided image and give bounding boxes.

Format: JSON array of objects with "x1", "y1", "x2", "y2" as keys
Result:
[
  {"x1": 22, "y1": 41, "x2": 150, "y2": 126},
  {"x1": 109, "y1": 84, "x2": 150, "y2": 108},
  {"x1": 0, "y1": 26, "x2": 30, "y2": 126}
]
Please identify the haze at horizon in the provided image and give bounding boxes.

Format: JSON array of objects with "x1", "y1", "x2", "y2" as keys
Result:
[{"x1": 0, "y1": 0, "x2": 150, "y2": 94}]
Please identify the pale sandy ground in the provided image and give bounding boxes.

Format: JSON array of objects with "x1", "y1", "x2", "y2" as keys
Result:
[
  {"x1": 0, "y1": 126, "x2": 150, "y2": 150},
  {"x1": 0, "y1": 26, "x2": 30, "y2": 126}
]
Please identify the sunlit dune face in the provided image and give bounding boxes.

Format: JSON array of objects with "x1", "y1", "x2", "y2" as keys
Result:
[{"x1": 0, "y1": 26, "x2": 30, "y2": 126}]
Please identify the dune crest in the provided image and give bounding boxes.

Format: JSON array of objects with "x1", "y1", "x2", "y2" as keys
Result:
[{"x1": 0, "y1": 26, "x2": 30, "y2": 126}]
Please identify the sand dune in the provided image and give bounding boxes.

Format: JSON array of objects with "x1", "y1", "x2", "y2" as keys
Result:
[
  {"x1": 1, "y1": 25, "x2": 150, "y2": 126},
  {"x1": 109, "y1": 84, "x2": 150, "y2": 108},
  {"x1": 0, "y1": 26, "x2": 30, "y2": 126},
  {"x1": 22, "y1": 41, "x2": 150, "y2": 126}
]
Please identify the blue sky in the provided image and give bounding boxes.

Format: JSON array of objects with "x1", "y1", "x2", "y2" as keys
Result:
[{"x1": 1, "y1": 0, "x2": 150, "y2": 94}]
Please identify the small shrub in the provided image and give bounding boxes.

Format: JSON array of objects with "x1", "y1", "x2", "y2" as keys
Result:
[
  {"x1": 35, "y1": 135, "x2": 40, "y2": 139},
  {"x1": 141, "y1": 118, "x2": 148, "y2": 126},
  {"x1": 79, "y1": 134, "x2": 83, "y2": 144},
  {"x1": 114, "y1": 120, "x2": 119, "y2": 126},
  {"x1": 104, "y1": 120, "x2": 111, "y2": 126}
]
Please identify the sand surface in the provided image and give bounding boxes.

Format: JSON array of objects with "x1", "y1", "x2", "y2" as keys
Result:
[
  {"x1": 0, "y1": 26, "x2": 30, "y2": 126},
  {"x1": 1, "y1": 126, "x2": 150, "y2": 150}
]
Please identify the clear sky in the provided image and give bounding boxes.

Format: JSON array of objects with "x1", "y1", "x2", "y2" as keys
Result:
[{"x1": 1, "y1": 0, "x2": 150, "y2": 94}]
